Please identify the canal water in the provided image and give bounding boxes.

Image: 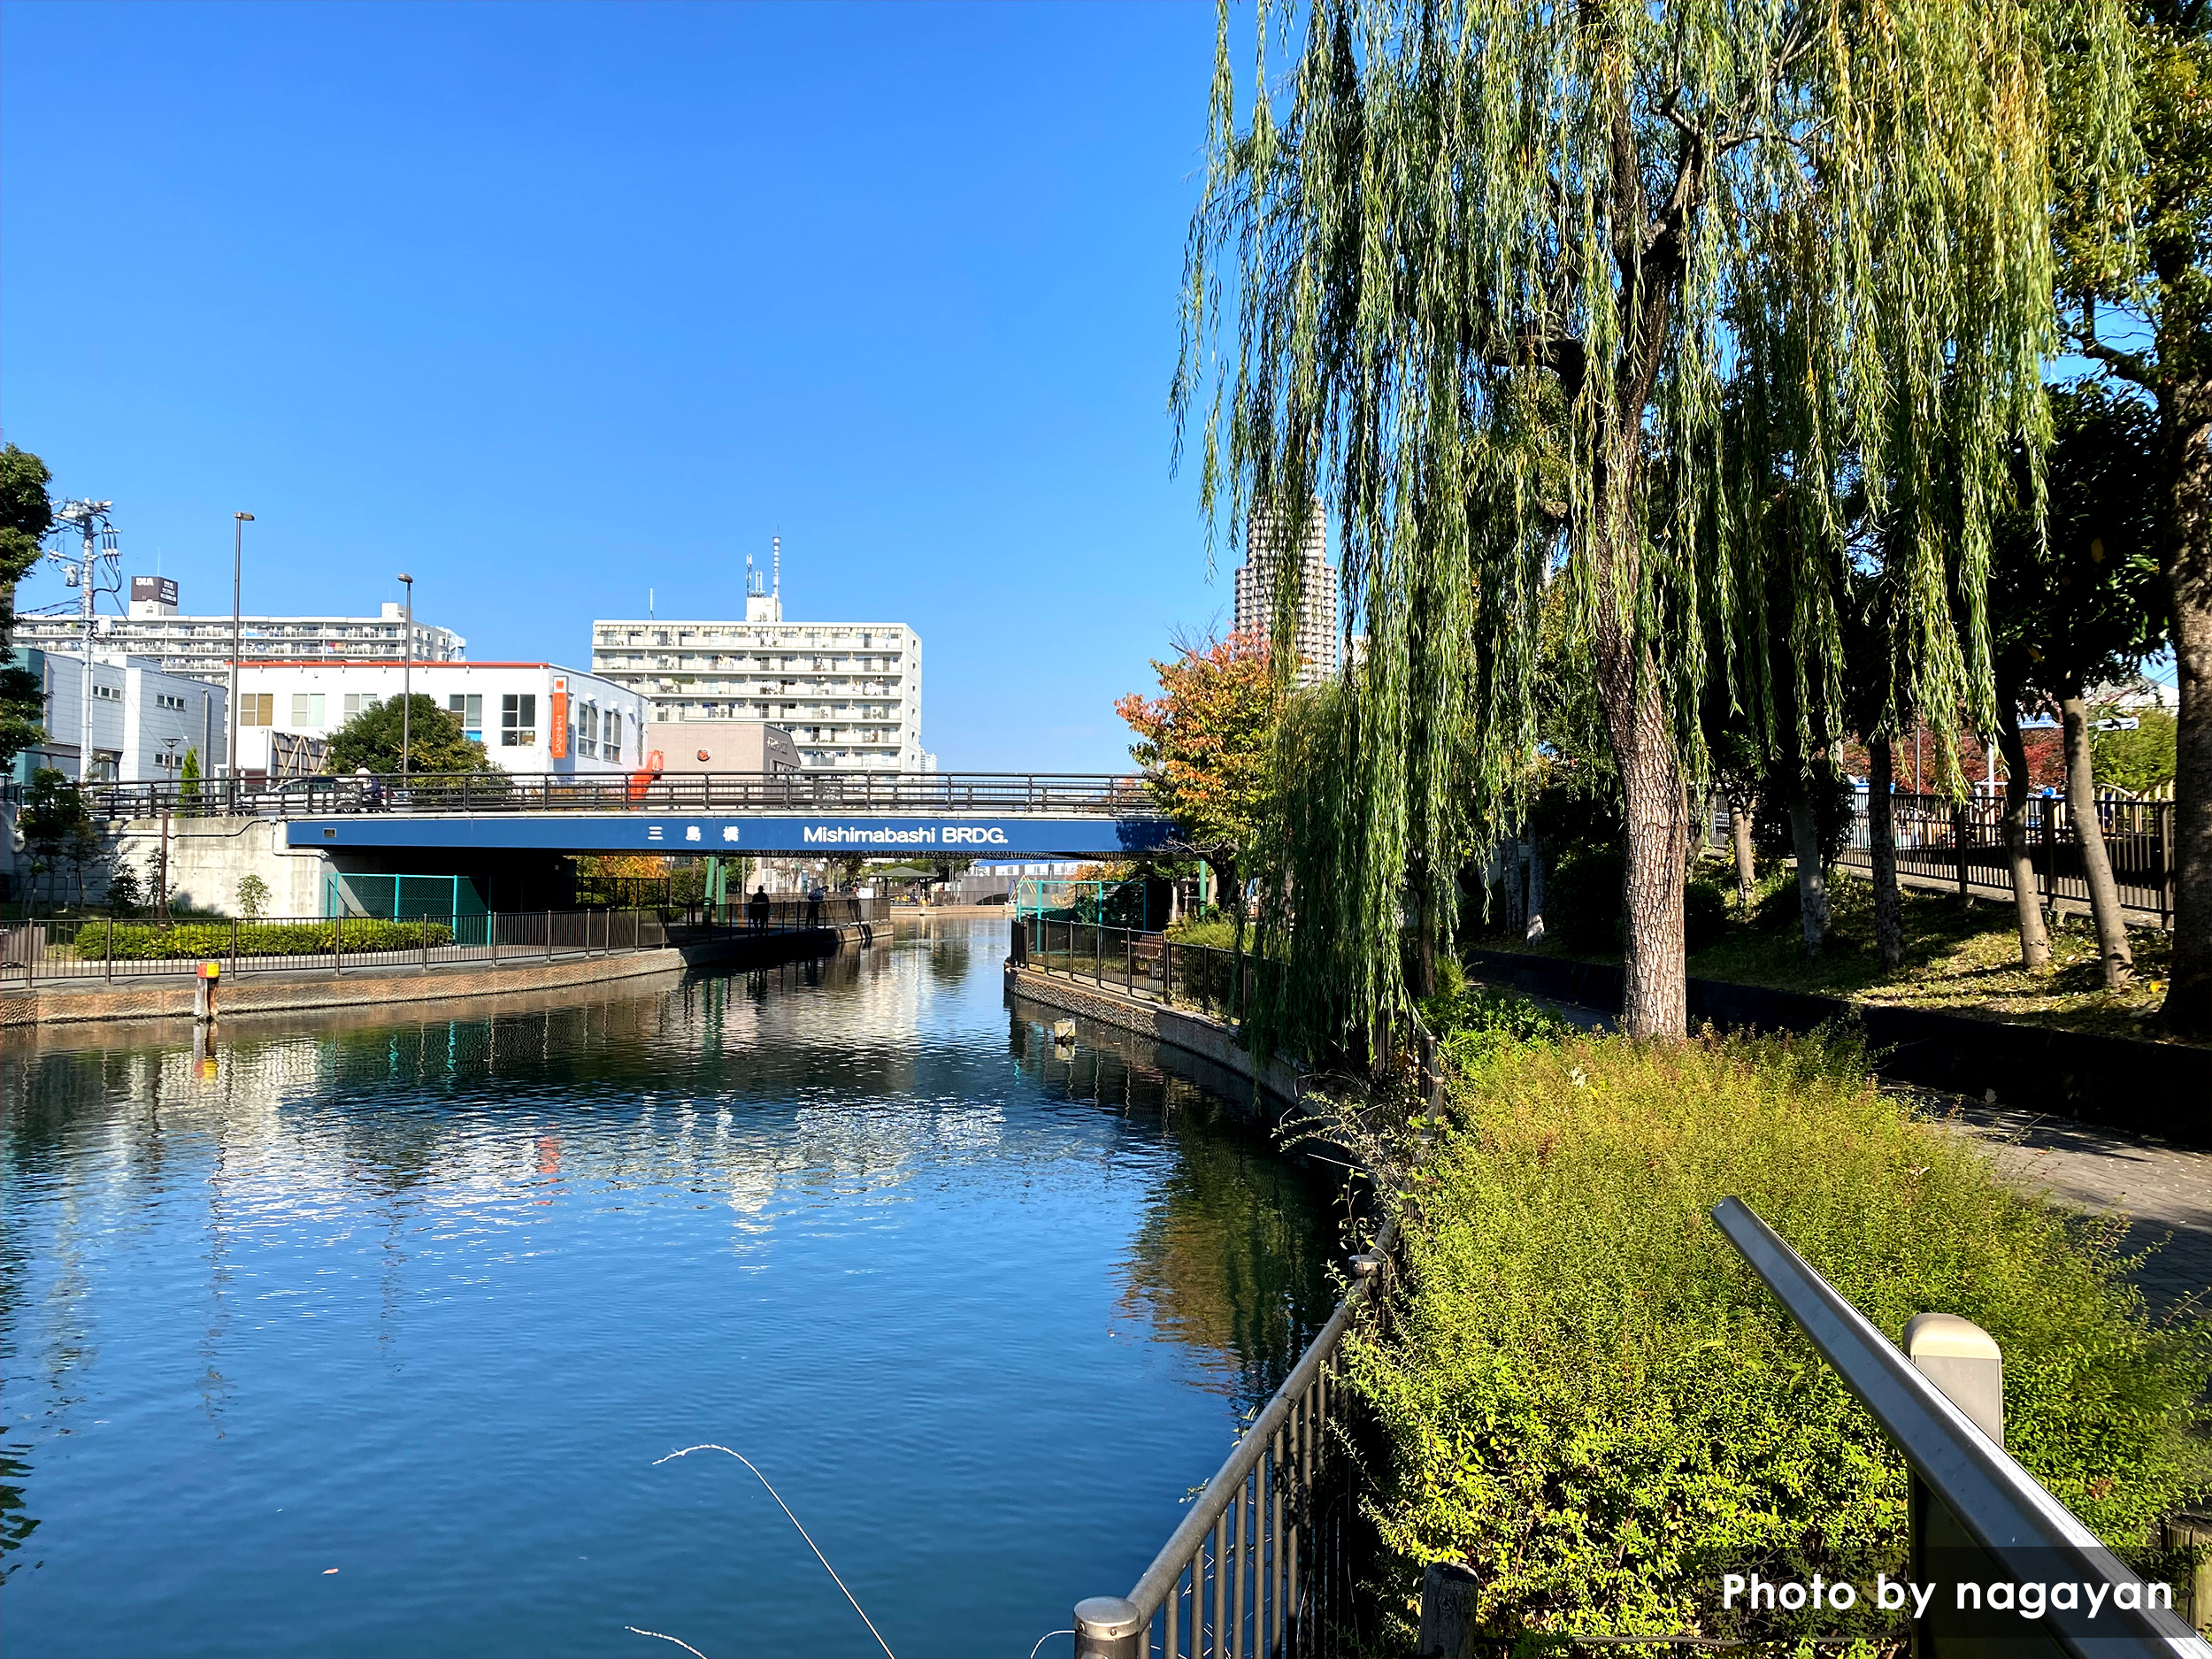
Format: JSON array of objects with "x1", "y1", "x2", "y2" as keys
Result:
[{"x1": 0, "y1": 918, "x2": 1340, "y2": 1658}]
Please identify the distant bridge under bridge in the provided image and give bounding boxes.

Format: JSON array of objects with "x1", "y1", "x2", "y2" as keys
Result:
[{"x1": 85, "y1": 771, "x2": 1177, "y2": 860}]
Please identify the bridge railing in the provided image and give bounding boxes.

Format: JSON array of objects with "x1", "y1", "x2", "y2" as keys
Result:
[
  {"x1": 0, "y1": 898, "x2": 885, "y2": 985},
  {"x1": 49, "y1": 770, "x2": 1157, "y2": 821}
]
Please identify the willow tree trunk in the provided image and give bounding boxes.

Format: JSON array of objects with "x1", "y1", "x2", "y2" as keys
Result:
[
  {"x1": 1411, "y1": 867, "x2": 1438, "y2": 1000},
  {"x1": 1728, "y1": 797, "x2": 1756, "y2": 913},
  {"x1": 2159, "y1": 376, "x2": 2212, "y2": 1037},
  {"x1": 2059, "y1": 694, "x2": 2134, "y2": 988},
  {"x1": 1597, "y1": 647, "x2": 1690, "y2": 1037},
  {"x1": 1994, "y1": 700, "x2": 2052, "y2": 969},
  {"x1": 1868, "y1": 737, "x2": 1903, "y2": 970},
  {"x1": 1785, "y1": 772, "x2": 1831, "y2": 956}
]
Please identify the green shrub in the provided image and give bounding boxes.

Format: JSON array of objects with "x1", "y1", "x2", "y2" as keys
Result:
[
  {"x1": 1684, "y1": 880, "x2": 1732, "y2": 952},
  {"x1": 1420, "y1": 984, "x2": 1578, "y2": 1071},
  {"x1": 78, "y1": 918, "x2": 454, "y2": 959},
  {"x1": 1348, "y1": 1029, "x2": 2209, "y2": 1648},
  {"x1": 1546, "y1": 846, "x2": 1624, "y2": 951}
]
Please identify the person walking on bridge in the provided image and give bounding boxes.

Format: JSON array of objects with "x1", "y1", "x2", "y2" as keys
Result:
[{"x1": 748, "y1": 885, "x2": 771, "y2": 934}]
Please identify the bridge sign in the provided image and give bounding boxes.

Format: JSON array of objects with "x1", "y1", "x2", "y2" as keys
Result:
[{"x1": 289, "y1": 812, "x2": 1175, "y2": 858}]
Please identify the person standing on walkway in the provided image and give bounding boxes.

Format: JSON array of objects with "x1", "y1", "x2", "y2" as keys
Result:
[
  {"x1": 806, "y1": 887, "x2": 823, "y2": 930},
  {"x1": 748, "y1": 885, "x2": 771, "y2": 933}
]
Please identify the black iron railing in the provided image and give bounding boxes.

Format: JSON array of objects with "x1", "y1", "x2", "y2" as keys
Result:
[
  {"x1": 1800, "y1": 791, "x2": 2174, "y2": 927},
  {"x1": 1010, "y1": 917, "x2": 1268, "y2": 1020}
]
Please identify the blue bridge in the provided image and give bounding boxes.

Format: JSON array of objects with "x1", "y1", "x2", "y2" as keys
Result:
[{"x1": 91, "y1": 771, "x2": 1176, "y2": 860}]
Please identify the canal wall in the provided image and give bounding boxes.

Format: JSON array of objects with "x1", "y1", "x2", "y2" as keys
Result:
[
  {"x1": 1002, "y1": 961, "x2": 1303, "y2": 1107},
  {"x1": 0, "y1": 926, "x2": 861, "y2": 1028}
]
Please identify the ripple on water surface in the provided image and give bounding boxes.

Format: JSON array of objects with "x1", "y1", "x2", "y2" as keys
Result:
[{"x1": 0, "y1": 919, "x2": 1339, "y2": 1659}]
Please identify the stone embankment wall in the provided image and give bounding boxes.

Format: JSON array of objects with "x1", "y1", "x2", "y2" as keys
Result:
[{"x1": 1001, "y1": 960, "x2": 1302, "y2": 1106}]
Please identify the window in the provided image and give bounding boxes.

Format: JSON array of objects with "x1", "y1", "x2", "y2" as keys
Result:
[
  {"x1": 446, "y1": 693, "x2": 482, "y2": 739},
  {"x1": 344, "y1": 692, "x2": 381, "y2": 719},
  {"x1": 603, "y1": 709, "x2": 621, "y2": 761},
  {"x1": 156, "y1": 693, "x2": 187, "y2": 710},
  {"x1": 240, "y1": 693, "x2": 274, "y2": 726},
  {"x1": 575, "y1": 701, "x2": 597, "y2": 758},
  {"x1": 501, "y1": 693, "x2": 536, "y2": 747},
  {"x1": 92, "y1": 683, "x2": 122, "y2": 703},
  {"x1": 290, "y1": 692, "x2": 326, "y2": 726}
]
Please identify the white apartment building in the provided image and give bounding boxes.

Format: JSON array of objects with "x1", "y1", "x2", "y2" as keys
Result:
[
  {"x1": 234, "y1": 661, "x2": 647, "y2": 778},
  {"x1": 591, "y1": 580, "x2": 926, "y2": 771},
  {"x1": 12, "y1": 578, "x2": 465, "y2": 687},
  {"x1": 1233, "y1": 496, "x2": 1340, "y2": 687},
  {"x1": 7, "y1": 649, "x2": 228, "y2": 785}
]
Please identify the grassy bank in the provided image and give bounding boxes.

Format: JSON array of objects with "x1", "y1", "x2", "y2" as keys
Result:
[
  {"x1": 1483, "y1": 865, "x2": 2185, "y2": 1043},
  {"x1": 1347, "y1": 1001, "x2": 2209, "y2": 1648}
]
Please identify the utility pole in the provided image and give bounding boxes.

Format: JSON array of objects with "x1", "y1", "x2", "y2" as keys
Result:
[
  {"x1": 230, "y1": 512, "x2": 253, "y2": 777},
  {"x1": 47, "y1": 501, "x2": 114, "y2": 784},
  {"x1": 397, "y1": 572, "x2": 414, "y2": 774}
]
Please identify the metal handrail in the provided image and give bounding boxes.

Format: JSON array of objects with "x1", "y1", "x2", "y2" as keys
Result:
[
  {"x1": 1712, "y1": 1198, "x2": 2208, "y2": 1659},
  {"x1": 1074, "y1": 1223, "x2": 1390, "y2": 1659}
]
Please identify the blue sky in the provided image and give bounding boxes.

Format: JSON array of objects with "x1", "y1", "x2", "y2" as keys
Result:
[{"x1": 1, "y1": 1, "x2": 1241, "y2": 771}]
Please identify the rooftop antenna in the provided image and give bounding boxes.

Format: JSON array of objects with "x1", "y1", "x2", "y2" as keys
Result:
[
  {"x1": 746, "y1": 550, "x2": 757, "y2": 596},
  {"x1": 772, "y1": 534, "x2": 780, "y2": 602},
  {"x1": 649, "y1": 586, "x2": 655, "y2": 623}
]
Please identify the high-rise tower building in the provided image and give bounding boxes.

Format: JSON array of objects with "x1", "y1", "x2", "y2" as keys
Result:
[{"x1": 1232, "y1": 496, "x2": 1339, "y2": 687}]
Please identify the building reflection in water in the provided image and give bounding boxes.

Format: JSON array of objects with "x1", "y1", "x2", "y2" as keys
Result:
[{"x1": 0, "y1": 922, "x2": 1340, "y2": 1632}]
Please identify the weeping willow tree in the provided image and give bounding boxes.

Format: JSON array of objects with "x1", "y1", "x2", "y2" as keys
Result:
[{"x1": 1179, "y1": 0, "x2": 2118, "y2": 1043}]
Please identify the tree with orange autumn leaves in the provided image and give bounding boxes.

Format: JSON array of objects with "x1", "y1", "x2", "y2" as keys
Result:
[{"x1": 1114, "y1": 631, "x2": 1281, "y2": 917}]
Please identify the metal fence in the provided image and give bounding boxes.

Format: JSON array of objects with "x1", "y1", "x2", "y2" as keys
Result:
[
  {"x1": 1074, "y1": 1236, "x2": 1391, "y2": 1659},
  {"x1": 0, "y1": 909, "x2": 675, "y2": 984},
  {"x1": 1010, "y1": 918, "x2": 1263, "y2": 1021},
  {"x1": 680, "y1": 895, "x2": 887, "y2": 933},
  {"x1": 1820, "y1": 791, "x2": 2176, "y2": 927},
  {"x1": 53, "y1": 770, "x2": 1154, "y2": 821}
]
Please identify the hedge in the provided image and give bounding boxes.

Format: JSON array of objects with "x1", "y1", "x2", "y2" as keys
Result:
[
  {"x1": 75, "y1": 919, "x2": 455, "y2": 960},
  {"x1": 1348, "y1": 1005, "x2": 2209, "y2": 1648}
]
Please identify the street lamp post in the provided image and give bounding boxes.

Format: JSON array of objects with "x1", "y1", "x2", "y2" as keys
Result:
[
  {"x1": 229, "y1": 513, "x2": 253, "y2": 781},
  {"x1": 397, "y1": 573, "x2": 414, "y2": 775}
]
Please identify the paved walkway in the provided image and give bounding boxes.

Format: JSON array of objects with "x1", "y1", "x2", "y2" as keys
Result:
[{"x1": 1916, "y1": 1100, "x2": 2209, "y2": 1322}]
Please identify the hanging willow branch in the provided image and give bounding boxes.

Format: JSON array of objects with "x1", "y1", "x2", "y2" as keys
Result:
[{"x1": 1180, "y1": 0, "x2": 2122, "y2": 1048}]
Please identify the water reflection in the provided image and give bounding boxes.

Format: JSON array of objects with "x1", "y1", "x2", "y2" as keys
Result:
[
  {"x1": 0, "y1": 922, "x2": 1339, "y2": 1656},
  {"x1": 1005, "y1": 1004, "x2": 1341, "y2": 1409}
]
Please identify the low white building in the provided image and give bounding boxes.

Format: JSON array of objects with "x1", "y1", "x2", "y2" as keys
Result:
[
  {"x1": 14, "y1": 588, "x2": 466, "y2": 684},
  {"x1": 6, "y1": 649, "x2": 228, "y2": 784},
  {"x1": 234, "y1": 661, "x2": 648, "y2": 777}
]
